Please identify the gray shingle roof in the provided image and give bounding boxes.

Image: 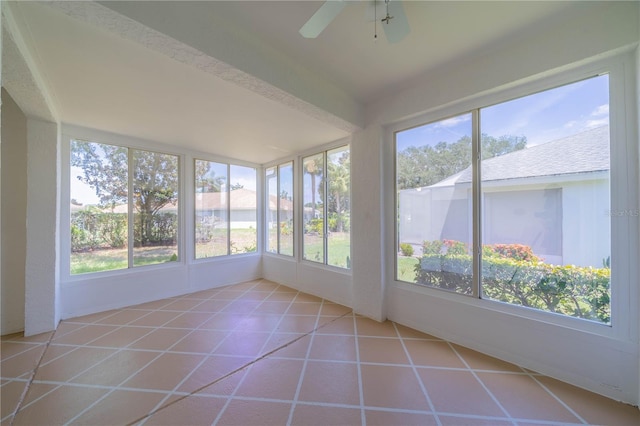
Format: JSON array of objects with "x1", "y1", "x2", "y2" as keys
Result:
[{"x1": 454, "y1": 125, "x2": 609, "y2": 184}]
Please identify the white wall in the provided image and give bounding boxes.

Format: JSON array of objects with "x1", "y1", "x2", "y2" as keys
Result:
[
  {"x1": 359, "y1": 1, "x2": 639, "y2": 406},
  {"x1": 1, "y1": 89, "x2": 27, "y2": 335}
]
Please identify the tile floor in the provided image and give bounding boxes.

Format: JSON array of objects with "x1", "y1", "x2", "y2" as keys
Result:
[{"x1": 2, "y1": 279, "x2": 638, "y2": 426}]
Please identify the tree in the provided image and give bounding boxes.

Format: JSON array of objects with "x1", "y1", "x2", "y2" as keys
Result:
[
  {"x1": 397, "y1": 134, "x2": 527, "y2": 190},
  {"x1": 195, "y1": 160, "x2": 225, "y2": 193},
  {"x1": 71, "y1": 141, "x2": 178, "y2": 246},
  {"x1": 324, "y1": 149, "x2": 350, "y2": 232}
]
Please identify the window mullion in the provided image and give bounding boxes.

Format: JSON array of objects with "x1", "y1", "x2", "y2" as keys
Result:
[
  {"x1": 323, "y1": 151, "x2": 329, "y2": 265},
  {"x1": 276, "y1": 165, "x2": 281, "y2": 254},
  {"x1": 226, "y1": 163, "x2": 231, "y2": 255},
  {"x1": 472, "y1": 110, "x2": 481, "y2": 299},
  {"x1": 127, "y1": 148, "x2": 134, "y2": 269}
]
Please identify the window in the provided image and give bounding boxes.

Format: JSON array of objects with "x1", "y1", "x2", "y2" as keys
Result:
[
  {"x1": 303, "y1": 146, "x2": 351, "y2": 268},
  {"x1": 195, "y1": 159, "x2": 257, "y2": 258},
  {"x1": 266, "y1": 162, "x2": 294, "y2": 256},
  {"x1": 396, "y1": 75, "x2": 611, "y2": 324},
  {"x1": 70, "y1": 140, "x2": 179, "y2": 274}
]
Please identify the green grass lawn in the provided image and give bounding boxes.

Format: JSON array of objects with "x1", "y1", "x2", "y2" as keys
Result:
[
  {"x1": 397, "y1": 256, "x2": 419, "y2": 283},
  {"x1": 71, "y1": 246, "x2": 178, "y2": 274},
  {"x1": 304, "y1": 232, "x2": 351, "y2": 268}
]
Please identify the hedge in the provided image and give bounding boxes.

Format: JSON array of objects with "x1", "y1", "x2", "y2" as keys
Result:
[{"x1": 415, "y1": 241, "x2": 610, "y2": 323}]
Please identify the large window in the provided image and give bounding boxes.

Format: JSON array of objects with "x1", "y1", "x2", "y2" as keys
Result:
[
  {"x1": 303, "y1": 146, "x2": 351, "y2": 268},
  {"x1": 70, "y1": 140, "x2": 179, "y2": 274},
  {"x1": 195, "y1": 159, "x2": 257, "y2": 258},
  {"x1": 396, "y1": 75, "x2": 611, "y2": 324},
  {"x1": 266, "y1": 162, "x2": 294, "y2": 256}
]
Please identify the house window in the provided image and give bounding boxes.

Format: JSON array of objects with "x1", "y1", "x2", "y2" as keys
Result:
[
  {"x1": 303, "y1": 145, "x2": 351, "y2": 268},
  {"x1": 266, "y1": 162, "x2": 294, "y2": 256},
  {"x1": 70, "y1": 140, "x2": 179, "y2": 274},
  {"x1": 396, "y1": 74, "x2": 611, "y2": 324},
  {"x1": 195, "y1": 159, "x2": 257, "y2": 258}
]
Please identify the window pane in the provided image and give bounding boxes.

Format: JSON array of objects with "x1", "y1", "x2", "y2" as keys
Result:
[
  {"x1": 480, "y1": 75, "x2": 610, "y2": 324},
  {"x1": 327, "y1": 147, "x2": 350, "y2": 268},
  {"x1": 266, "y1": 166, "x2": 278, "y2": 253},
  {"x1": 230, "y1": 165, "x2": 257, "y2": 254},
  {"x1": 132, "y1": 149, "x2": 179, "y2": 266},
  {"x1": 195, "y1": 160, "x2": 228, "y2": 258},
  {"x1": 303, "y1": 153, "x2": 325, "y2": 263},
  {"x1": 70, "y1": 140, "x2": 128, "y2": 274},
  {"x1": 396, "y1": 113, "x2": 473, "y2": 293},
  {"x1": 278, "y1": 162, "x2": 294, "y2": 256}
]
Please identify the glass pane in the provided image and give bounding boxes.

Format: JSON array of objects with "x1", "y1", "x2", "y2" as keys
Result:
[
  {"x1": 278, "y1": 162, "x2": 294, "y2": 256},
  {"x1": 70, "y1": 140, "x2": 128, "y2": 274},
  {"x1": 396, "y1": 113, "x2": 473, "y2": 293},
  {"x1": 230, "y1": 165, "x2": 257, "y2": 254},
  {"x1": 195, "y1": 160, "x2": 228, "y2": 258},
  {"x1": 480, "y1": 75, "x2": 610, "y2": 324},
  {"x1": 132, "y1": 150, "x2": 179, "y2": 266},
  {"x1": 266, "y1": 166, "x2": 278, "y2": 253},
  {"x1": 327, "y1": 147, "x2": 350, "y2": 268},
  {"x1": 303, "y1": 153, "x2": 325, "y2": 263}
]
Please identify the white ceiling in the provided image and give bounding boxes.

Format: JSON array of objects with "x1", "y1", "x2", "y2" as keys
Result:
[{"x1": 5, "y1": 1, "x2": 577, "y2": 164}]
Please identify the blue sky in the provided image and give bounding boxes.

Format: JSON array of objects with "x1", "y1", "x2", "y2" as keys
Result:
[{"x1": 397, "y1": 74, "x2": 610, "y2": 151}]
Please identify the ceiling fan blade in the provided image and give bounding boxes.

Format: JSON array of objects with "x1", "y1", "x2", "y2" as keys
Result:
[
  {"x1": 382, "y1": 1, "x2": 410, "y2": 43},
  {"x1": 299, "y1": 1, "x2": 347, "y2": 38}
]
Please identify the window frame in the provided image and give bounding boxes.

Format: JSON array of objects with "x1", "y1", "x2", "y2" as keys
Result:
[
  {"x1": 265, "y1": 161, "x2": 295, "y2": 257},
  {"x1": 62, "y1": 128, "x2": 185, "y2": 280},
  {"x1": 388, "y1": 53, "x2": 637, "y2": 339}
]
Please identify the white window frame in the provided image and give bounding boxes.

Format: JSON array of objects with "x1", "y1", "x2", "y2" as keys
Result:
[
  {"x1": 388, "y1": 52, "x2": 638, "y2": 340},
  {"x1": 264, "y1": 160, "x2": 295, "y2": 257}
]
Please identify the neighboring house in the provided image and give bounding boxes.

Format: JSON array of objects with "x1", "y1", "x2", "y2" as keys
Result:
[{"x1": 399, "y1": 126, "x2": 610, "y2": 267}]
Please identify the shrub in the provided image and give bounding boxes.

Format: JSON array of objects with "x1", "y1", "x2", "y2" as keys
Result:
[{"x1": 399, "y1": 243, "x2": 414, "y2": 257}]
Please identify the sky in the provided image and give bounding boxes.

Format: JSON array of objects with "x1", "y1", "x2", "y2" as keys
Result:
[{"x1": 396, "y1": 74, "x2": 610, "y2": 151}]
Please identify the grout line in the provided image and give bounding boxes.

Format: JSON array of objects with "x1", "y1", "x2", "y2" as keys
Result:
[
  {"x1": 446, "y1": 342, "x2": 517, "y2": 425},
  {"x1": 352, "y1": 314, "x2": 366, "y2": 426},
  {"x1": 526, "y1": 371, "x2": 588, "y2": 424},
  {"x1": 8, "y1": 330, "x2": 56, "y2": 425},
  {"x1": 393, "y1": 321, "x2": 442, "y2": 426}
]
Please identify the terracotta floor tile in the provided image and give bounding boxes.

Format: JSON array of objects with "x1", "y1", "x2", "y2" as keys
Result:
[
  {"x1": 287, "y1": 302, "x2": 322, "y2": 316},
  {"x1": 122, "y1": 352, "x2": 204, "y2": 391},
  {"x1": 213, "y1": 331, "x2": 271, "y2": 357},
  {"x1": 199, "y1": 313, "x2": 246, "y2": 331},
  {"x1": 291, "y1": 404, "x2": 362, "y2": 426},
  {"x1": 316, "y1": 316, "x2": 355, "y2": 335},
  {"x1": 159, "y1": 298, "x2": 207, "y2": 311},
  {"x1": 0, "y1": 341, "x2": 41, "y2": 361},
  {"x1": 72, "y1": 389, "x2": 167, "y2": 425},
  {"x1": 20, "y1": 382, "x2": 58, "y2": 405},
  {"x1": 277, "y1": 315, "x2": 318, "y2": 333},
  {"x1": 234, "y1": 358, "x2": 304, "y2": 400},
  {"x1": 252, "y1": 300, "x2": 292, "y2": 314},
  {"x1": 13, "y1": 384, "x2": 108, "y2": 425},
  {"x1": 358, "y1": 336, "x2": 409, "y2": 364},
  {"x1": 93, "y1": 309, "x2": 151, "y2": 325},
  {"x1": 162, "y1": 312, "x2": 214, "y2": 329},
  {"x1": 536, "y1": 375, "x2": 640, "y2": 426},
  {"x1": 177, "y1": 354, "x2": 252, "y2": 393},
  {"x1": 266, "y1": 292, "x2": 297, "y2": 302},
  {"x1": 220, "y1": 300, "x2": 262, "y2": 314},
  {"x1": 262, "y1": 333, "x2": 310, "y2": 358},
  {"x1": 51, "y1": 324, "x2": 119, "y2": 345},
  {"x1": 320, "y1": 302, "x2": 352, "y2": 317},
  {"x1": 169, "y1": 329, "x2": 228, "y2": 354},
  {"x1": 452, "y1": 344, "x2": 522, "y2": 372},
  {"x1": 418, "y1": 369, "x2": 506, "y2": 417},
  {"x1": 356, "y1": 317, "x2": 398, "y2": 337},
  {"x1": 396, "y1": 324, "x2": 441, "y2": 340},
  {"x1": 234, "y1": 314, "x2": 283, "y2": 333},
  {"x1": 189, "y1": 299, "x2": 230, "y2": 313},
  {"x1": 253, "y1": 280, "x2": 282, "y2": 291},
  {"x1": 294, "y1": 293, "x2": 323, "y2": 303},
  {"x1": 128, "y1": 310, "x2": 182, "y2": 327},
  {"x1": 297, "y1": 360, "x2": 360, "y2": 405},
  {"x1": 308, "y1": 334, "x2": 357, "y2": 361},
  {"x1": 89, "y1": 326, "x2": 152, "y2": 348},
  {"x1": 0, "y1": 380, "x2": 27, "y2": 419},
  {"x1": 34, "y1": 346, "x2": 117, "y2": 382},
  {"x1": 216, "y1": 399, "x2": 292, "y2": 426},
  {"x1": 144, "y1": 395, "x2": 225, "y2": 425},
  {"x1": 404, "y1": 340, "x2": 467, "y2": 368},
  {"x1": 50, "y1": 322, "x2": 85, "y2": 339},
  {"x1": 198, "y1": 367, "x2": 248, "y2": 397},
  {"x1": 71, "y1": 310, "x2": 120, "y2": 324},
  {"x1": 1, "y1": 345, "x2": 47, "y2": 379},
  {"x1": 70, "y1": 349, "x2": 159, "y2": 386},
  {"x1": 215, "y1": 289, "x2": 247, "y2": 300},
  {"x1": 477, "y1": 371, "x2": 581, "y2": 423},
  {"x1": 128, "y1": 299, "x2": 174, "y2": 310},
  {"x1": 1, "y1": 332, "x2": 53, "y2": 344},
  {"x1": 365, "y1": 409, "x2": 437, "y2": 425},
  {"x1": 128, "y1": 328, "x2": 192, "y2": 351},
  {"x1": 239, "y1": 290, "x2": 272, "y2": 301},
  {"x1": 438, "y1": 415, "x2": 513, "y2": 425},
  {"x1": 361, "y1": 364, "x2": 429, "y2": 410}
]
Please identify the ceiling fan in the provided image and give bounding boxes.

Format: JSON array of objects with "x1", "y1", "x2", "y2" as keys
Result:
[{"x1": 299, "y1": 0, "x2": 410, "y2": 43}]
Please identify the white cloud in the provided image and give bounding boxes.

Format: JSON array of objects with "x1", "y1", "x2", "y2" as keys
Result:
[
  {"x1": 438, "y1": 115, "x2": 471, "y2": 128},
  {"x1": 586, "y1": 118, "x2": 609, "y2": 129},
  {"x1": 591, "y1": 104, "x2": 609, "y2": 117}
]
